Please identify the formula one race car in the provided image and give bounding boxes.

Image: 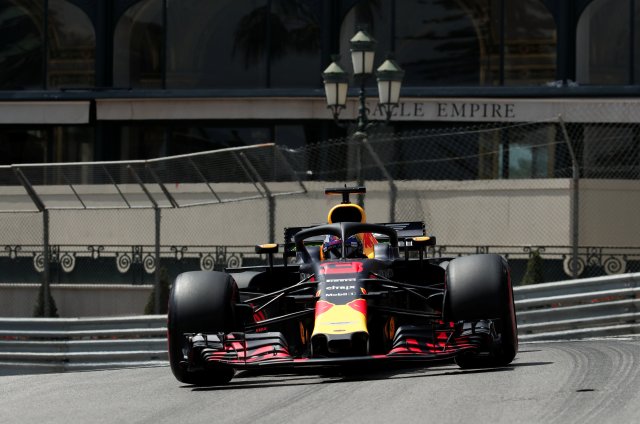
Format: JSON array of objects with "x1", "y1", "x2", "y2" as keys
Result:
[{"x1": 168, "y1": 186, "x2": 518, "y2": 385}]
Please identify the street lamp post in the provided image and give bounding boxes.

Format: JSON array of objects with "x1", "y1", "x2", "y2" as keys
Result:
[
  {"x1": 322, "y1": 29, "x2": 404, "y2": 210},
  {"x1": 350, "y1": 29, "x2": 377, "y2": 133},
  {"x1": 322, "y1": 30, "x2": 405, "y2": 131}
]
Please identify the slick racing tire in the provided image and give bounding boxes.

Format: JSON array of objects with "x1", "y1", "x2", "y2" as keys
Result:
[
  {"x1": 444, "y1": 254, "x2": 518, "y2": 368},
  {"x1": 168, "y1": 271, "x2": 238, "y2": 385}
]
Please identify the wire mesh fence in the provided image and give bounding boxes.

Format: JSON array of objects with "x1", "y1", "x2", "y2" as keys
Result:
[{"x1": 1, "y1": 117, "x2": 639, "y2": 315}]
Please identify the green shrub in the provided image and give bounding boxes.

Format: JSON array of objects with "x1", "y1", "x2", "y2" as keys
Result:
[
  {"x1": 33, "y1": 282, "x2": 59, "y2": 317},
  {"x1": 144, "y1": 267, "x2": 171, "y2": 314},
  {"x1": 521, "y1": 250, "x2": 544, "y2": 285}
]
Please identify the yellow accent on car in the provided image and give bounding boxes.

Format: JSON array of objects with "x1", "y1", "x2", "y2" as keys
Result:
[
  {"x1": 384, "y1": 316, "x2": 396, "y2": 341},
  {"x1": 312, "y1": 305, "x2": 368, "y2": 336},
  {"x1": 327, "y1": 203, "x2": 366, "y2": 224},
  {"x1": 299, "y1": 322, "x2": 308, "y2": 344}
]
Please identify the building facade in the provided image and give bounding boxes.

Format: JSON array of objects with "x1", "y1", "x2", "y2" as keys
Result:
[
  {"x1": 1, "y1": 0, "x2": 639, "y2": 177},
  {"x1": 1, "y1": 0, "x2": 640, "y2": 292}
]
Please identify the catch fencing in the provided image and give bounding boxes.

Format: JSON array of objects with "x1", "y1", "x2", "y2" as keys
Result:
[
  {"x1": 1, "y1": 114, "x2": 640, "y2": 317},
  {"x1": 0, "y1": 144, "x2": 307, "y2": 315},
  {"x1": 1, "y1": 273, "x2": 638, "y2": 372}
]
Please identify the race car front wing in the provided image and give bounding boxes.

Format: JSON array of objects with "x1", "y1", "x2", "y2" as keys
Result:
[{"x1": 181, "y1": 322, "x2": 494, "y2": 372}]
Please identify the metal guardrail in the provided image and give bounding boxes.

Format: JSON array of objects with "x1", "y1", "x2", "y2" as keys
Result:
[
  {"x1": 1, "y1": 273, "x2": 639, "y2": 372},
  {"x1": 0, "y1": 316, "x2": 167, "y2": 372},
  {"x1": 515, "y1": 272, "x2": 640, "y2": 341}
]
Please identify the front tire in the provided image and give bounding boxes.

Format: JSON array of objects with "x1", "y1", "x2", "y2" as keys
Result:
[
  {"x1": 167, "y1": 271, "x2": 238, "y2": 385},
  {"x1": 444, "y1": 254, "x2": 518, "y2": 368}
]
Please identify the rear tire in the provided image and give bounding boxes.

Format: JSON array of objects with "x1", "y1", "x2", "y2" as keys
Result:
[
  {"x1": 167, "y1": 271, "x2": 238, "y2": 385},
  {"x1": 444, "y1": 254, "x2": 518, "y2": 368}
]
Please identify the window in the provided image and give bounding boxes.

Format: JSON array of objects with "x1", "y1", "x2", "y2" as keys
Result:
[
  {"x1": 0, "y1": 0, "x2": 43, "y2": 89},
  {"x1": 53, "y1": 126, "x2": 94, "y2": 162},
  {"x1": 339, "y1": 0, "x2": 391, "y2": 86},
  {"x1": 113, "y1": 0, "x2": 163, "y2": 88},
  {"x1": 169, "y1": 126, "x2": 270, "y2": 155},
  {"x1": 48, "y1": 0, "x2": 95, "y2": 88},
  {"x1": 166, "y1": 0, "x2": 268, "y2": 88},
  {"x1": 577, "y1": 0, "x2": 639, "y2": 85},
  {"x1": 502, "y1": 0, "x2": 556, "y2": 85},
  {"x1": 0, "y1": 126, "x2": 93, "y2": 165},
  {"x1": 340, "y1": 0, "x2": 556, "y2": 87},
  {"x1": 115, "y1": 0, "x2": 322, "y2": 89},
  {"x1": 118, "y1": 124, "x2": 271, "y2": 160},
  {"x1": 0, "y1": 129, "x2": 48, "y2": 164},
  {"x1": 504, "y1": 125, "x2": 555, "y2": 178},
  {"x1": 0, "y1": 0, "x2": 95, "y2": 90},
  {"x1": 268, "y1": 0, "x2": 321, "y2": 88},
  {"x1": 394, "y1": 0, "x2": 482, "y2": 85}
]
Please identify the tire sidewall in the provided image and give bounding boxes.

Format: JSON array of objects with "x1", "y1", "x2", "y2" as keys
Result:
[
  {"x1": 167, "y1": 271, "x2": 238, "y2": 384},
  {"x1": 444, "y1": 254, "x2": 518, "y2": 366}
]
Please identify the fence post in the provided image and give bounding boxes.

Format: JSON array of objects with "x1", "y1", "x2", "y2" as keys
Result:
[
  {"x1": 236, "y1": 152, "x2": 276, "y2": 243},
  {"x1": 558, "y1": 116, "x2": 580, "y2": 278},
  {"x1": 41, "y1": 209, "x2": 51, "y2": 317},
  {"x1": 127, "y1": 165, "x2": 161, "y2": 312},
  {"x1": 13, "y1": 167, "x2": 53, "y2": 316},
  {"x1": 268, "y1": 196, "x2": 276, "y2": 244},
  {"x1": 154, "y1": 207, "x2": 161, "y2": 314},
  {"x1": 359, "y1": 133, "x2": 398, "y2": 222}
]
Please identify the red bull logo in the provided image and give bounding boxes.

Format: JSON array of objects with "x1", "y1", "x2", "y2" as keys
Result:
[{"x1": 311, "y1": 261, "x2": 369, "y2": 355}]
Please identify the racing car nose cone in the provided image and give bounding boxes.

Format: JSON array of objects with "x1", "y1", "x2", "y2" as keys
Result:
[{"x1": 311, "y1": 331, "x2": 369, "y2": 356}]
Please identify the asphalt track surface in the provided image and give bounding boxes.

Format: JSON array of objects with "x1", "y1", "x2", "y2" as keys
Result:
[{"x1": 1, "y1": 337, "x2": 639, "y2": 424}]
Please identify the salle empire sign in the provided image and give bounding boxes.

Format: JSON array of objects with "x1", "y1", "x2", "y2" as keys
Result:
[{"x1": 366, "y1": 100, "x2": 517, "y2": 122}]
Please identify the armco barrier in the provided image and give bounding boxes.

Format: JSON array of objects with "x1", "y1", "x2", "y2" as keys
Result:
[
  {"x1": 1, "y1": 273, "x2": 639, "y2": 372},
  {"x1": 515, "y1": 272, "x2": 640, "y2": 341},
  {"x1": 0, "y1": 316, "x2": 167, "y2": 372}
]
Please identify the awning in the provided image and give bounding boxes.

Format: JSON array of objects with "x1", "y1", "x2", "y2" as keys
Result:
[
  {"x1": 96, "y1": 97, "x2": 640, "y2": 123},
  {"x1": 3, "y1": 97, "x2": 640, "y2": 124},
  {"x1": 0, "y1": 101, "x2": 90, "y2": 124}
]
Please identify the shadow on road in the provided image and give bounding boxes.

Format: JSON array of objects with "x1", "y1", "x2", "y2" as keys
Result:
[{"x1": 189, "y1": 358, "x2": 553, "y2": 391}]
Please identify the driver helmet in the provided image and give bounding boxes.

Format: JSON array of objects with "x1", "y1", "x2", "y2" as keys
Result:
[{"x1": 322, "y1": 235, "x2": 364, "y2": 259}]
